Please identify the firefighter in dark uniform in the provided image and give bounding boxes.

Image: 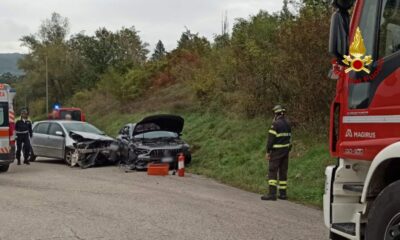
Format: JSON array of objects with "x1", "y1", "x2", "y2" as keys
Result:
[
  {"x1": 15, "y1": 109, "x2": 33, "y2": 165},
  {"x1": 261, "y1": 105, "x2": 292, "y2": 201}
]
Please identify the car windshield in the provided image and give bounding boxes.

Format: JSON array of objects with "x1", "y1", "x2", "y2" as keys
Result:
[
  {"x1": 62, "y1": 122, "x2": 103, "y2": 135},
  {"x1": 133, "y1": 131, "x2": 178, "y2": 139}
]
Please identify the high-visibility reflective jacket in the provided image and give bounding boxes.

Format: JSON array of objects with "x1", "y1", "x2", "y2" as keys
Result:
[{"x1": 267, "y1": 116, "x2": 292, "y2": 153}]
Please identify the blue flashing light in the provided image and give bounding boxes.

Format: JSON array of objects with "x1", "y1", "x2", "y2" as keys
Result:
[{"x1": 54, "y1": 104, "x2": 61, "y2": 110}]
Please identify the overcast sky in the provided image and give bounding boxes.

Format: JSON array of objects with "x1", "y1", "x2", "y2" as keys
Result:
[{"x1": 0, "y1": 0, "x2": 283, "y2": 54}]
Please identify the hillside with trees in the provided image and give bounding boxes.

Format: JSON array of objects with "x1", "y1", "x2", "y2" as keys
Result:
[
  {"x1": 15, "y1": 0, "x2": 333, "y2": 124},
  {"x1": 13, "y1": 0, "x2": 334, "y2": 206}
]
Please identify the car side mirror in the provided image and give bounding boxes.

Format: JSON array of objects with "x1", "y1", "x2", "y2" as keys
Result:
[{"x1": 55, "y1": 131, "x2": 64, "y2": 137}]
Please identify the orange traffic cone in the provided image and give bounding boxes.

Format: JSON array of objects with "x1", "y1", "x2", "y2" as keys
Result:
[{"x1": 178, "y1": 153, "x2": 185, "y2": 177}]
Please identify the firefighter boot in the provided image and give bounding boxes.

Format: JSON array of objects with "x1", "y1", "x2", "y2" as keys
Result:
[
  {"x1": 278, "y1": 189, "x2": 287, "y2": 200},
  {"x1": 17, "y1": 158, "x2": 21, "y2": 165},
  {"x1": 24, "y1": 158, "x2": 30, "y2": 165},
  {"x1": 261, "y1": 186, "x2": 277, "y2": 201}
]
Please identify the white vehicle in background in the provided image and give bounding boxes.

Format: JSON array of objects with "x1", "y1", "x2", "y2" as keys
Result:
[{"x1": 0, "y1": 84, "x2": 16, "y2": 173}]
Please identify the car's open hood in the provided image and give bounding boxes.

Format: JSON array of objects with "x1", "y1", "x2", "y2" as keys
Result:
[
  {"x1": 133, "y1": 115, "x2": 184, "y2": 135},
  {"x1": 70, "y1": 131, "x2": 115, "y2": 142}
]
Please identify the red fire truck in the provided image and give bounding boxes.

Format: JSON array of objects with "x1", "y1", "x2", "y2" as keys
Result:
[
  {"x1": 48, "y1": 107, "x2": 86, "y2": 122},
  {"x1": 325, "y1": 0, "x2": 400, "y2": 239}
]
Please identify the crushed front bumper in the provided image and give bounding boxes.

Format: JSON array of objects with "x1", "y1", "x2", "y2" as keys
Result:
[{"x1": 71, "y1": 141, "x2": 120, "y2": 169}]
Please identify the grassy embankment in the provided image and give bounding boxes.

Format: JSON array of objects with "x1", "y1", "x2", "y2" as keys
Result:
[{"x1": 84, "y1": 97, "x2": 333, "y2": 207}]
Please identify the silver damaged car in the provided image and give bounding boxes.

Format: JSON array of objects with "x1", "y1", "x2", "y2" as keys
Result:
[{"x1": 30, "y1": 120, "x2": 119, "y2": 168}]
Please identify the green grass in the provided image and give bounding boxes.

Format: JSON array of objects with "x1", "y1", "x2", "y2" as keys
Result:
[{"x1": 86, "y1": 110, "x2": 334, "y2": 207}]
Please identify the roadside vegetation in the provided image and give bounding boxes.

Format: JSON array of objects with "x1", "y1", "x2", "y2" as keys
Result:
[{"x1": 10, "y1": 0, "x2": 335, "y2": 207}]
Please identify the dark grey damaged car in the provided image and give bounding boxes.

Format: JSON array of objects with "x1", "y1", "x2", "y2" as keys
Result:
[{"x1": 117, "y1": 115, "x2": 191, "y2": 170}]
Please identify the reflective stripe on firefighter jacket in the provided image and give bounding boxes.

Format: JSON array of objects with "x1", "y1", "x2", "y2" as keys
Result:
[{"x1": 267, "y1": 116, "x2": 292, "y2": 153}]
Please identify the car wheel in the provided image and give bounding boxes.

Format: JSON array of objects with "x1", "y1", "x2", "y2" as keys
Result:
[
  {"x1": 64, "y1": 149, "x2": 73, "y2": 166},
  {"x1": 366, "y1": 180, "x2": 400, "y2": 240},
  {"x1": 0, "y1": 164, "x2": 10, "y2": 173}
]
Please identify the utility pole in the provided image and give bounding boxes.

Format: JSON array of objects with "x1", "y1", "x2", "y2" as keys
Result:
[
  {"x1": 221, "y1": 11, "x2": 229, "y2": 35},
  {"x1": 45, "y1": 55, "x2": 49, "y2": 115}
]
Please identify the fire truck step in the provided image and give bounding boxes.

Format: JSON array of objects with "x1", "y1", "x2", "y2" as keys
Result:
[
  {"x1": 332, "y1": 223, "x2": 356, "y2": 236},
  {"x1": 343, "y1": 184, "x2": 364, "y2": 193}
]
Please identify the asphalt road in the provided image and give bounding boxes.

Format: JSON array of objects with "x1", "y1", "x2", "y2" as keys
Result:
[{"x1": 0, "y1": 159, "x2": 327, "y2": 240}]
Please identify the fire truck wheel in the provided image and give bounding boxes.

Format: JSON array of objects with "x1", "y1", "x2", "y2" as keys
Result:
[
  {"x1": 0, "y1": 164, "x2": 10, "y2": 172},
  {"x1": 366, "y1": 180, "x2": 400, "y2": 240}
]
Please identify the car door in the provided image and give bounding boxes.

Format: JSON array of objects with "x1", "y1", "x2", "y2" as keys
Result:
[
  {"x1": 47, "y1": 123, "x2": 65, "y2": 159},
  {"x1": 31, "y1": 122, "x2": 50, "y2": 156}
]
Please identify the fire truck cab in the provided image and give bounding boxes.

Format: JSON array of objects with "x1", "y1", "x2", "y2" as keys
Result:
[
  {"x1": 325, "y1": 0, "x2": 400, "y2": 239},
  {"x1": 0, "y1": 84, "x2": 16, "y2": 173}
]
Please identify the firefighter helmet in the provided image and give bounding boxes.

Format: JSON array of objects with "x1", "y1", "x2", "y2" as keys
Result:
[
  {"x1": 331, "y1": 0, "x2": 355, "y2": 10},
  {"x1": 272, "y1": 105, "x2": 286, "y2": 114}
]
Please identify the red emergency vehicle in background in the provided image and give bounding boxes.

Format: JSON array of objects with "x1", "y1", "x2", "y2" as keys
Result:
[
  {"x1": 325, "y1": 0, "x2": 400, "y2": 239},
  {"x1": 48, "y1": 107, "x2": 86, "y2": 122}
]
